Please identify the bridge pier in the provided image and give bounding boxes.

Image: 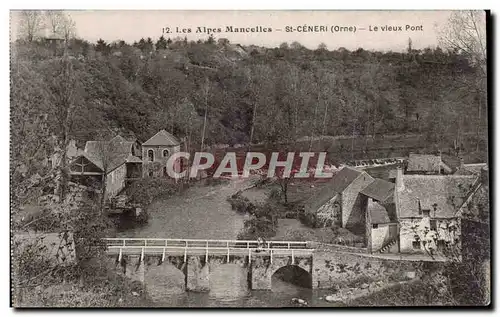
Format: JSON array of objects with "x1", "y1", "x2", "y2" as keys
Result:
[
  {"x1": 186, "y1": 256, "x2": 210, "y2": 292},
  {"x1": 119, "y1": 255, "x2": 145, "y2": 283}
]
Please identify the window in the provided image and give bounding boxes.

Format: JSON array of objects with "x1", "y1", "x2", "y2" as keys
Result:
[
  {"x1": 422, "y1": 209, "x2": 430, "y2": 217},
  {"x1": 148, "y1": 149, "x2": 154, "y2": 162},
  {"x1": 148, "y1": 170, "x2": 153, "y2": 178},
  {"x1": 163, "y1": 166, "x2": 167, "y2": 177},
  {"x1": 163, "y1": 149, "x2": 169, "y2": 157},
  {"x1": 412, "y1": 241, "x2": 421, "y2": 249},
  {"x1": 372, "y1": 224, "x2": 379, "y2": 229}
]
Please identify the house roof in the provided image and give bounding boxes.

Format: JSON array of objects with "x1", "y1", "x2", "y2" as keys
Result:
[
  {"x1": 142, "y1": 129, "x2": 180, "y2": 146},
  {"x1": 457, "y1": 181, "x2": 489, "y2": 222},
  {"x1": 329, "y1": 166, "x2": 369, "y2": 193},
  {"x1": 126, "y1": 154, "x2": 143, "y2": 163},
  {"x1": 361, "y1": 178, "x2": 395, "y2": 202},
  {"x1": 397, "y1": 175, "x2": 477, "y2": 218},
  {"x1": 455, "y1": 163, "x2": 488, "y2": 176},
  {"x1": 111, "y1": 134, "x2": 139, "y2": 143},
  {"x1": 303, "y1": 167, "x2": 371, "y2": 212},
  {"x1": 407, "y1": 154, "x2": 442, "y2": 173},
  {"x1": 84, "y1": 137, "x2": 136, "y2": 172},
  {"x1": 368, "y1": 199, "x2": 392, "y2": 224}
]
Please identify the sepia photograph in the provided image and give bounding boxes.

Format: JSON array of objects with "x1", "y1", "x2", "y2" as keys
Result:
[{"x1": 9, "y1": 9, "x2": 490, "y2": 308}]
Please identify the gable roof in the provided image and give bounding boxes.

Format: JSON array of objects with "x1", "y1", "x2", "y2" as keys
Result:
[
  {"x1": 397, "y1": 175, "x2": 477, "y2": 218},
  {"x1": 303, "y1": 167, "x2": 371, "y2": 213},
  {"x1": 368, "y1": 199, "x2": 392, "y2": 224},
  {"x1": 329, "y1": 166, "x2": 369, "y2": 193},
  {"x1": 457, "y1": 181, "x2": 489, "y2": 222},
  {"x1": 142, "y1": 129, "x2": 180, "y2": 147},
  {"x1": 84, "y1": 138, "x2": 135, "y2": 172},
  {"x1": 69, "y1": 153, "x2": 105, "y2": 173},
  {"x1": 455, "y1": 163, "x2": 488, "y2": 176},
  {"x1": 407, "y1": 154, "x2": 442, "y2": 173},
  {"x1": 361, "y1": 178, "x2": 395, "y2": 202}
]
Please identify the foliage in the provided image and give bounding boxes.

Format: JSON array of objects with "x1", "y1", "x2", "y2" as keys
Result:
[
  {"x1": 237, "y1": 202, "x2": 280, "y2": 240},
  {"x1": 125, "y1": 178, "x2": 185, "y2": 207},
  {"x1": 227, "y1": 192, "x2": 256, "y2": 214},
  {"x1": 11, "y1": 38, "x2": 487, "y2": 169}
]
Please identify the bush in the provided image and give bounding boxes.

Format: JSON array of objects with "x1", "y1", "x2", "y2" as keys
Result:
[
  {"x1": 227, "y1": 193, "x2": 256, "y2": 214},
  {"x1": 126, "y1": 178, "x2": 183, "y2": 207},
  {"x1": 238, "y1": 216, "x2": 276, "y2": 240}
]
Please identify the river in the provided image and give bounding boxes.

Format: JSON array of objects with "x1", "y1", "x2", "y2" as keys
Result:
[{"x1": 114, "y1": 178, "x2": 338, "y2": 307}]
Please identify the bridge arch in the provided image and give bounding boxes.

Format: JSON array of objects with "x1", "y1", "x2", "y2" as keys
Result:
[
  {"x1": 143, "y1": 256, "x2": 186, "y2": 299},
  {"x1": 271, "y1": 264, "x2": 312, "y2": 289}
]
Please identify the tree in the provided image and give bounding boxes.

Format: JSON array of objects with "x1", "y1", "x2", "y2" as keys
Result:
[
  {"x1": 439, "y1": 10, "x2": 487, "y2": 151},
  {"x1": 205, "y1": 34, "x2": 215, "y2": 45},
  {"x1": 95, "y1": 38, "x2": 109, "y2": 54},
  {"x1": 48, "y1": 57, "x2": 82, "y2": 201},
  {"x1": 155, "y1": 35, "x2": 168, "y2": 50},
  {"x1": 439, "y1": 10, "x2": 486, "y2": 76},
  {"x1": 18, "y1": 10, "x2": 45, "y2": 42},
  {"x1": 200, "y1": 77, "x2": 211, "y2": 151}
]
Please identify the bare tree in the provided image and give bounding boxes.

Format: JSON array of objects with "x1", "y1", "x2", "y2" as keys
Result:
[
  {"x1": 18, "y1": 10, "x2": 44, "y2": 42},
  {"x1": 52, "y1": 57, "x2": 79, "y2": 201},
  {"x1": 439, "y1": 10, "x2": 487, "y2": 150},
  {"x1": 200, "y1": 77, "x2": 210, "y2": 151},
  {"x1": 45, "y1": 10, "x2": 76, "y2": 41},
  {"x1": 439, "y1": 10, "x2": 486, "y2": 76}
]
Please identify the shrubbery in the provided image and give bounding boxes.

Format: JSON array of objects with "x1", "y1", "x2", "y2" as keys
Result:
[
  {"x1": 126, "y1": 178, "x2": 185, "y2": 207},
  {"x1": 227, "y1": 192, "x2": 256, "y2": 214},
  {"x1": 236, "y1": 202, "x2": 280, "y2": 240}
]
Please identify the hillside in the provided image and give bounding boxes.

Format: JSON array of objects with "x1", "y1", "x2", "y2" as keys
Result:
[{"x1": 11, "y1": 38, "x2": 487, "y2": 193}]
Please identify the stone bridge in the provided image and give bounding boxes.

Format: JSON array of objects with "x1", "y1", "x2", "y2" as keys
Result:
[
  {"x1": 104, "y1": 238, "x2": 427, "y2": 292},
  {"x1": 105, "y1": 238, "x2": 314, "y2": 291}
]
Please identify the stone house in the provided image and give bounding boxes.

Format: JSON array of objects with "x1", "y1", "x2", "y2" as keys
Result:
[
  {"x1": 360, "y1": 179, "x2": 399, "y2": 253},
  {"x1": 394, "y1": 166, "x2": 477, "y2": 255},
  {"x1": 142, "y1": 129, "x2": 182, "y2": 178},
  {"x1": 303, "y1": 167, "x2": 374, "y2": 235},
  {"x1": 69, "y1": 135, "x2": 142, "y2": 201}
]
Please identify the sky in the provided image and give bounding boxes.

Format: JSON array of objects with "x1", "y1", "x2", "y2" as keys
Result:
[{"x1": 10, "y1": 10, "x2": 471, "y2": 51}]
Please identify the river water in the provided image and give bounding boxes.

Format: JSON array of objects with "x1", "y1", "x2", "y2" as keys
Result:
[{"x1": 114, "y1": 178, "x2": 338, "y2": 307}]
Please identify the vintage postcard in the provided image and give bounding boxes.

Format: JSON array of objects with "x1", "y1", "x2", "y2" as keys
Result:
[{"x1": 10, "y1": 10, "x2": 490, "y2": 308}]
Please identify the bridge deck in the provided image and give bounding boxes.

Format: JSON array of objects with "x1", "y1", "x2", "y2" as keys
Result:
[{"x1": 104, "y1": 238, "x2": 314, "y2": 262}]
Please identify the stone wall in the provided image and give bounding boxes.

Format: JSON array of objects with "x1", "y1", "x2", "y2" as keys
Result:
[
  {"x1": 312, "y1": 250, "x2": 423, "y2": 289},
  {"x1": 370, "y1": 223, "x2": 398, "y2": 252},
  {"x1": 106, "y1": 163, "x2": 126, "y2": 199},
  {"x1": 251, "y1": 256, "x2": 312, "y2": 290},
  {"x1": 142, "y1": 145, "x2": 181, "y2": 177},
  {"x1": 316, "y1": 195, "x2": 341, "y2": 227},
  {"x1": 400, "y1": 217, "x2": 461, "y2": 254}
]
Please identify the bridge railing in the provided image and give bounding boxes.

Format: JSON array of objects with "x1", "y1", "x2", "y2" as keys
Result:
[
  {"x1": 104, "y1": 238, "x2": 313, "y2": 264},
  {"x1": 104, "y1": 238, "x2": 309, "y2": 250}
]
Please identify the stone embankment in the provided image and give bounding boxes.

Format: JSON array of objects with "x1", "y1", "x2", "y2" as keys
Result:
[{"x1": 323, "y1": 276, "x2": 419, "y2": 304}]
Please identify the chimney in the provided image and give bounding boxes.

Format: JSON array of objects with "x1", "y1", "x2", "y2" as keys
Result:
[
  {"x1": 396, "y1": 166, "x2": 405, "y2": 191},
  {"x1": 459, "y1": 157, "x2": 464, "y2": 169}
]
